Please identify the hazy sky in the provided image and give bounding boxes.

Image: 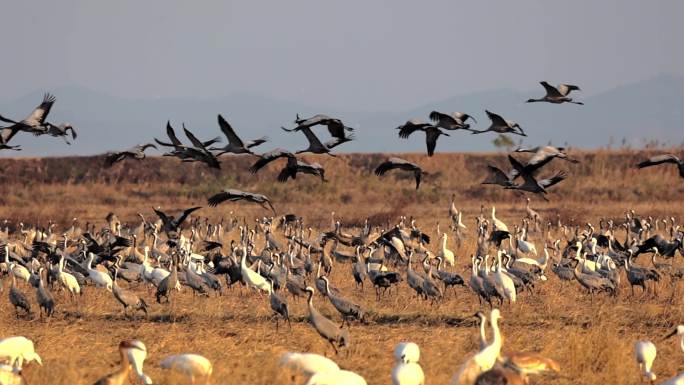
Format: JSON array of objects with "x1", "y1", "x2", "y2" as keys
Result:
[{"x1": 1, "y1": 1, "x2": 682, "y2": 110}]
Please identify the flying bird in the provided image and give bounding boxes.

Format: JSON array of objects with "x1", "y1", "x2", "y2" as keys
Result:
[
  {"x1": 471, "y1": 110, "x2": 526, "y2": 136},
  {"x1": 429, "y1": 111, "x2": 477, "y2": 131},
  {"x1": 637, "y1": 154, "x2": 684, "y2": 179},
  {"x1": 104, "y1": 144, "x2": 157, "y2": 167},
  {"x1": 396, "y1": 119, "x2": 450, "y2": 156},
  {"x1": 374, "y1": 158, "x2": 426, "y2": 189},
  {"x1": 526, "y1": 81, "x2": 583, "y2": 105},
  {"x1": 505, "y1": 155, "x2": 567, "y2": 199},
  {"x1": 208, "y1": 189, "x2": 276, "y2": 214},
  {"x1": 283, "y1": 114, "x2": 354, "y2": 140},
  {"x1": 278, "y1": 157, "x2": 327, "y2": 183},
  {"x1": 249, "y1": 149, "x2": 296, "y2": 173},
  {"x1": 153, "y1": 206, "x2": 202, "y2": 236},
  {"x1": 0, "y1": 93, "x2": 57, "y2": 135},
  {"x1": 209, "y1": 114, "x2": 268, "y2": 155}
]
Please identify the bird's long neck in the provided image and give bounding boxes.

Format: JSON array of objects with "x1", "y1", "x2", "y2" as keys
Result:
[
  {"x1": 489, "y1": 316, "x2": 502, "y2": 353},
  {"x1": 479, "y1": 316, "x2": 488, "y2": 349}
]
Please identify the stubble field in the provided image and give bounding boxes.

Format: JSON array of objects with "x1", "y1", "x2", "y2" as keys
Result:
[{"x1": 1, "y1": 149, "x2": 683, "y2": 385}]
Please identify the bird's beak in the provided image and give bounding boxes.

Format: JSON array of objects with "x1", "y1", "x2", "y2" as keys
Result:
[{"x1": 664, "y1": 329, "x2": 678, "y2": 340}]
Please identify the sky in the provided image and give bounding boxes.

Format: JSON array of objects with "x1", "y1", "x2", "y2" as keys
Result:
[{"x1": 1, "y1": 1, "x2": 683, "y2": 110}]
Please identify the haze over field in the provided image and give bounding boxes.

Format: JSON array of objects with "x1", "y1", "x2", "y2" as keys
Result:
[{"x1": 1, "y1": 1, "x2": 683, "y2": 156}]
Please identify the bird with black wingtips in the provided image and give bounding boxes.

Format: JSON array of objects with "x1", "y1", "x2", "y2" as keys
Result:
[
  {"x1": 181, "y1": 124, "x2": 222, "y2": 169},
  {"x1": 504, "y1": 155, "x2": 567, "y2": 199},
  {"x1": 0, "y1": 93, "x2": 57, "y2": 136},
  {"x1": 375, "y1": 158, "x2": 426, "y2": 189},
  {"x1": 210, "y1": 114, "x2": 268, "y2": 155},
  {"x1": 283, "y1": 113, "x2": 354, "y2": 141},
  {"x1": 292, "y1": 126, "x2": 337, "y2": 156},
  {"x1": 278, "y1": 156, "x2": 327, "y2": 183},
  {"x1": 249, "y1": 149, "x2": 296, "y2": 174},
  {"x1": 208, "y1": 189, "x2": 276, "y2": 214},
  {"x1": 526, "y1": 81, "x2": 584, "y2": 105},
  {"x1": 429, "y1": 110, "x2": 478, "y2": 131},
  {"x1": 104, "y1": 143, "x2": 157, "y2": 167},
  {"x1": 396, "y1": 119, "x2": 450, "y2": 156},
  {"x1": 471, "y1": 110, "x2": 526, "y2": 136},
  {"x1": 153, "y1": 206, "x2": 202, "y2": 237},
  {"x1": 636, "y1": 154, "x2": 684, "y2": 179}
]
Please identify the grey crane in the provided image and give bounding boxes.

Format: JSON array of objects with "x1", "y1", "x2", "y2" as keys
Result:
[
  {"x1": 434, "y1": 256, "x2": 466, "y2": 293},
  {"x1": 278, "y1": 157, "x2": 327, "y2": 183},
  {"x1": 269, "y1": 280, "x2": 290, "y2": 331},
  {"x1": 526, "y1": 81, "x2": 584, "y2": 105},
  {"x1": 185, "y1": 264, "x2": 210, "y2": 297},
  {"x1": 208, "y1": 188, "x2": 276, "y2": 214},
  {"x1": 283, "y1": 113, "x2": 355, "y2": 145},
  {"x1": 35, "y1": 268, "x2": 55, "y2": 318},
  {"x1": 572, "y1": 259, "x2": 615, "y2": 297},
  {"x1": 637, "y1": 154, "x2": 684, "y2": 179},
  {"x1": 8, "y1": 265, "x2": 31, "y2": 317},
  {"x1": 156, "y1": 255, "x2": 179, "y2": 304},
  {"x1": 514, "y1": 145, "x2": 579, "y2": 166},
  {"x1": 396, "y1": 119, "x2": 450, "y2": 157},
  {"x1": 182, "y1": 124, "x2": 222, "y2": 169},
  {"x1": 153, "y1": 206, "x2": 201, "y2": 237},
  {"x1": 113, "y1": 268, "x2": 148, "y2": 316},
  {"x1": 504, "y1": 155, "x2": 567, "y2": 199},
  {"x1": 0, "y1": 93, "x2": 57, "y2": 136},
  {"x1": 469, "y1": 256, "x2": 488, "y2": 305},
  {"x1": 43, "y1": 123, "x2": 77, "y2": 144},
  {"x1": 291, "y1": 126, "x2": 337, "y2": 156},
  {"x1": 321, "y1": 276, "x2": 365, "y2": 326},
  {"x1": 625, "y1": 251, "x2": 660, "y2": 295},
  {"x1": 304, "y1": 286, "x2": 349, "y2": 354},
  {"x1": 406, "y1": 253, "x2": 426, "y2": 298},
  {"x1": 422, "y1": 261, "x2": 444, "y2": 302},
  {"x1": 154, "y1": 121, "x2": 219, "y2": 154},
  {"x1": 471, "y1": 110, "x2": 526, "y2": 136},
  {"x1": 249, "y1": 149, "x2": 296, "y2": 174},
  {"x1": 210, "y1": 114, "x2": 268, "y2": 155},
  {"x1": 429, "y1": 110, "x2": 477, "y2": 131},
  {"x1": 374, "y1": 157, "x2": 426, "y2": 190},
  {"x1": 104, "y1": 144, "x2": 157, "y2": 167}
]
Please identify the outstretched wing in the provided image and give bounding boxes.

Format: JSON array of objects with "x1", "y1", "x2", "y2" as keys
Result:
[
  {"x1": 637, "y1": 154, "x2": 681, "y2": 168},
  {"x1": 217, "y1": 114, "x2": 245, "y2": 148},
  {"x1": 538, "y1": 170, "x2": 568, "y2": 189},
  {"x1": 23, "y1": 93, "x2": 56, "y2": 125},
  {"x1": 540, "y1": 81, "x2": 563, "y2": 98},
  {"x1": 482, "y1": 165, "x2": 512, "y2": 186},
  {"x1": 176, "y1": 206, "x2": 202, "y2": 226},
  {"x1": 183, "y1": 125, "x2": 207, "y2": 149},
  {"x1": 485, "y1": 110, "x2": 507, "y2": 126},
  {"x1": 249, "y1": 149, "x2": 294, "y2": 173},
  {"x1": 166, "y1": 121, "x2": 183, "y2": 146}
]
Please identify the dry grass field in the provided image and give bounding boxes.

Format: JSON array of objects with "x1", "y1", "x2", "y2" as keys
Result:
[{"x1": 1, "y1": 148, "x2": 684, "y2": 385}]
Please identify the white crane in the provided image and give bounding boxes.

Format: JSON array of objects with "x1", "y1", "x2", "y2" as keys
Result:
[
  {"x1": 4, "y1": 245, "x2": 29, "y2": 283},
  {"x1": 279, "y1": 352, "x2": 339, "y2": 377},
  {"x1": 516, "y1": 228, "x2": 537, "y2": 256},
  {"x1": 56, "y1": 255, "x2": 80, "y2": 298},
  {"x1": 494, "y1": 251, "x2": 516, "y2": 304},
  {"x1": 240, "y1": 247, "x2": 272, "y2": 294},
  {"x1": 0, "y1": 336, "x2": 42, "y2": 369},
  {"x1": 305, "y1": 369, "x2": 367, "y2": 385},
  {"x1": 438, "y1": 233, "x2": 455, "y2": 267},
  {"x1": 85, "y1": 252, "x2": 113, "y2": 291},
  {"x1": 392, "y1": 342, "x2": 425, "y2": 385},
  {"x1": 450, "y1": 309, "x2": 503, "y2": 385},
  {"x1": 634, "y1": 340, "x2": 657, "y2": 383},
  {"x1": 124, "y1": 340, "x2": 153, "y2": 385},
  {"x1": 160, "y1": 354, "x2": 213, "y2": 383},
  {"x1": 491, "y1": 207, "x2": 508, "y2": 232}
]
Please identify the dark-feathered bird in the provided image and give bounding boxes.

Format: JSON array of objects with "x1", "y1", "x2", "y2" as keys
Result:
[
  {"x1": 278, "y1": 157, "x2": 327, "y2": 183},
  {"x1": 153, "y1": 206, "x2": 202, "y2": 236},
  {"x1": 104, "y1": 144, "x2": 157, "y2": 167},
  {"x1": 374, "y1": 157, "x2": 425, "y2": 189},
  {"x1": 208, "y1": 189, "x2": 276, "y2": 214},
  {"x1": 637, "y1": 154, "x2": 684, "y2": 179},
  {"x1": 526, "y1": 81, "x2": 583, "y2": 105},
  {"x1": 210, "y1": 114, "x2": 268, "y2": 155},
  {"x1": 471, "y1": 110, "x2": 526, "y2": 136},
  {"x1": 283, "y1": 114, "x2": 354, "y2": 141},
  {"x1": 396, "y1": 119, "x2": 450, "y2": 156},
  {"x1": 429, "y1": 110, "x2": 477, "y2": 131}
]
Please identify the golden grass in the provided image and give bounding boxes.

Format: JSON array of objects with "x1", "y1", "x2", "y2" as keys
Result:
[{"x1": 0, "y1": 149, "x2": 683, "y2": 384}]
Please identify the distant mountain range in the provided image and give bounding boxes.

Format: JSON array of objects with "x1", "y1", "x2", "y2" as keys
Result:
[{"x1": 1, "y1": 74, "x2": 682, "y2": 157}]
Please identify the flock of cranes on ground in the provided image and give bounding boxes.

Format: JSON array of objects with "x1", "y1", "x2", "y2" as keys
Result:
[
  {"x1": 0, "y1": 192, "x2": 683, "y2": 383},
  {"x1": 0, "y1": 81, "x2": 683, "y2": 385}
]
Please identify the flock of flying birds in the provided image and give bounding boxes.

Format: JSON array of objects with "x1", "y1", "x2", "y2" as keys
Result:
[{"x1": 2, "y1": 82, "x2": 683, "y2": 201}]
